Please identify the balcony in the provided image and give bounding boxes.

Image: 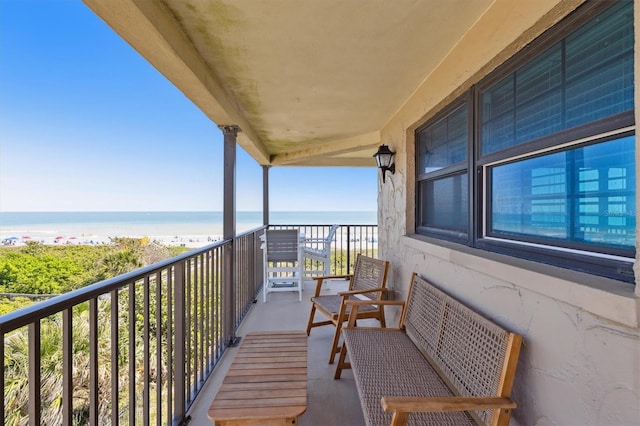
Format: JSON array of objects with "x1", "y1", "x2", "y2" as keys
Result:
[
  {"x1": 187, "y1": 279, "x2": 369, "y2": 425},
  {"x1": 0, "y1": 224, "x2": 376, "y2": 425}
]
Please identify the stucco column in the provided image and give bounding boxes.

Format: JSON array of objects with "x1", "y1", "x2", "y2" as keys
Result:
[{"x1": 219, "y1": 125, "x2": 241, "y2": 346}]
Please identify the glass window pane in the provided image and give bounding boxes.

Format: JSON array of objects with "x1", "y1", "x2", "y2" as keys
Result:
[
  {"x1": 565, "y1": 2, "x2": 634, "y2": 127},
  {"x1": 490, "y1": 136, "x2": 635, "y2": 250},
  {"x1": 491, "y1": 152, "x2": 568, "y2": 239},
  {"x1": 481, "y1": 1, "x2": 634, "y2": 156},
  {"x1": 515, "y1": 90, "x2": 563, "y2": 144},
  {"x1": 574, "y1": 137, "x2": 636, "y2": 248},
  {"x1": 515, "y1": 45, "x2": 563, "y2": 103},
  {"x1": 481, "y1": 76, "x2": 514, "y2": 155},
  {"x1": 421, "y1": 173, "x2": 468, "y2": 233},
  {"x1": 417, "y1": 105, "x2": 467, "y2": 174},
  {"x1": 515, "y1": 45, "x2": 563, "y2": 144}
]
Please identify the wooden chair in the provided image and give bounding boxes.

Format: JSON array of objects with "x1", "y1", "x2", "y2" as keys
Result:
[
  {"x1": 262, "y1": 229, "x2": 303, "y2": 302},
  {"x1": 305, "y1": 254, "x2": 389, "y2": 363},
  {"x1": 302, "y1": 224, "x2": 338, "y2": 281}
]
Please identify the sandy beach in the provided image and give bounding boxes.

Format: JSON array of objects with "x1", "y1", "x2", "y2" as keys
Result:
[
  {"x1": 0, "y1": 212, "x2": 228, "y2": 248},
  {"x1": 0, "y1": 232, "x2": 223, "y2": 249},
  {"x1": 0, "y1": 211, "x2": 377, "y2": 249}
]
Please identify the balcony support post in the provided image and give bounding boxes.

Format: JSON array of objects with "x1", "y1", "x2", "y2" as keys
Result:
[
  {"x1": 63, "y1": 308, "x2": 73, "y2": 425},
  {"x1": 263, "y1": 165, "x2": 270, "y2": 225},
  {"x1": 220, "y1": 125, "x2": 241, "y2": 347},
  {"x1": 28, "y1": 321, "x2": 41, "y2": 426},
  {"x1": 174, "y1": 262, "x2": 187, "y2": 423}
]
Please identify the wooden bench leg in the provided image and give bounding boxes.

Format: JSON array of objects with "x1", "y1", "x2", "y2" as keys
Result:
[
  {"x1": 328, "y1": 321, "x2": 343, "y2": 364},
  {"x1": 495, "y1": 408, "x2": 513, "y2": 426},
  {"x1": 306, "y1": 304, "x2": 317, "y2": 335},
  {"x1": 306, "y1": 304, "x2": 333, "y2": 335},
  {"x1": 334, "y1": 343, "x2": 350, "y2": 379},
  {"x1": 329, "y1": 295, "x2": 351, "y2": 364},
  {"x1": 379, "y1": 306, "x2": 386, "y2": 328},
  {"x1": 390, "y1": 412, "x2": 410, "y2": 426}
]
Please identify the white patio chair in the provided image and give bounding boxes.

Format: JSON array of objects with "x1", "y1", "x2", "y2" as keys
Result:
[
  {"x1": 262, "y1": 229, "x2": 303, "y2": 302},
  {"x1": 302, "y1": 224, "x2": 338, "y2": 281}
]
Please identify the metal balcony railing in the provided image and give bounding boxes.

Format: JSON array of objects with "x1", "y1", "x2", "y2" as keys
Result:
[
  {"x1": 270, "y1": 224, "x2": 378, "y2": 275},
  {"x1": 0, "y1": 224, "x2": 376, "y2": 425}
]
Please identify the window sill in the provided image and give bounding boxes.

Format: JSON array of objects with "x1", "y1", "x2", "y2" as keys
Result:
[{"x1": 402, "y1": 234, "x2": 639, "y2": 328}]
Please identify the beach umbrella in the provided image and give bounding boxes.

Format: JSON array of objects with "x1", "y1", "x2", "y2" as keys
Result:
[
  {"x1": 55, "y1": 236, "x2": 64, "y2": 240},
  {"x1": 22, "y1": 235, "x2": 31, "y2": 239}
]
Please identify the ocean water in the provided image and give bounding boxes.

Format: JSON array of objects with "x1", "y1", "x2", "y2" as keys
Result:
[{"x1": 0, "y1": 211, "x2": 376, "y2": 244}]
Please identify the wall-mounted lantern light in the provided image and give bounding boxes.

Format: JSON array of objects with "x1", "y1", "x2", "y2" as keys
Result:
[{"x1": 373, "y1": 144, "x2": 395, "y2": 183}]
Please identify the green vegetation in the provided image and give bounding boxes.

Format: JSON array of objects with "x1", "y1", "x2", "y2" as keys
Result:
[
  {"x1": 0, "y1": 240, "x2": 188, "y2": 312},
  {"x1": 0, "y1": 239, "x2": 189, "y2": 425},
  {"x1": 306, "y1": 248, "x2": 378, "y2": 276},
  {"x1": 0, "y1": 240, "x2": 374, "y2": 424},
  {"x1": 3, "y1": 290, "x2": 172, "y2": 425}
]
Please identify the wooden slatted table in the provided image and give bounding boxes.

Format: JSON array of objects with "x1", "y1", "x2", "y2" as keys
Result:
[{"x1": 208, "y1": 331, "x2": 308, "y2": 426}]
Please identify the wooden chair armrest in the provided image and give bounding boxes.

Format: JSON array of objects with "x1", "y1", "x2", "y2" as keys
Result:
[
  {"x1": 343, "y1": 299, "x2": 405, "y2": 307},
  {"x1": 343, "y1": 300, "x2": 406, "y2": 326},
  {"x1": 381, "y1": 396, "x2": 516, "y2": 425},
  {"x1": 313, "y1": 274, "x2": 351, "y2": 281},
  {"x1": 338, "y1": 287, "x2": 387, "y2": 297},
  {"x1": 343, "y1": 325, "x2": 403, "y2": 332},
  {"x1": 312, "y1": 275, "x2": 352, "y2": 297}
]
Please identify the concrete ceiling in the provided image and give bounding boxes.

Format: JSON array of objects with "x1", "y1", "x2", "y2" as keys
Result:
[{"x1": 83, "y1": 0, "x2": 495, "y2": 167}]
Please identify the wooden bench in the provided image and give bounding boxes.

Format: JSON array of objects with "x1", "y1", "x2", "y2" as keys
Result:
[
  {"x1": 334, "y1": 273, "x2": 522, "y2": 426},
  {"x1": 208, "y1": 331, "x2": 307, "y2": 426}
]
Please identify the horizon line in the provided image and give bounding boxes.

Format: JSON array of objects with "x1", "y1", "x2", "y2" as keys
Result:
[{"x1": 0, "y1": 210, "x2": 377, "y2": 213}]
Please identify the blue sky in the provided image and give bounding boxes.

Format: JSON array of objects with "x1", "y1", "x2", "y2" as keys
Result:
[{"x1": 0, "y1": 1, "x2": 377, "y2": 212}]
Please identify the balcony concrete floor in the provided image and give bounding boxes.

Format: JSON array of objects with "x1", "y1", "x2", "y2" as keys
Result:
[{"x1": 187, "y1": 280, "x2": 370, "y2": 426}]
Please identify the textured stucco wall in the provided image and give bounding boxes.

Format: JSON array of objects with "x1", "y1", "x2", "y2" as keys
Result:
[
  {"x1": 377, "y1": 0, "x2": 640, "y2": 424},
  {"x1": 380, "y1": 240, "x2": 640, "y2": 425}
]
